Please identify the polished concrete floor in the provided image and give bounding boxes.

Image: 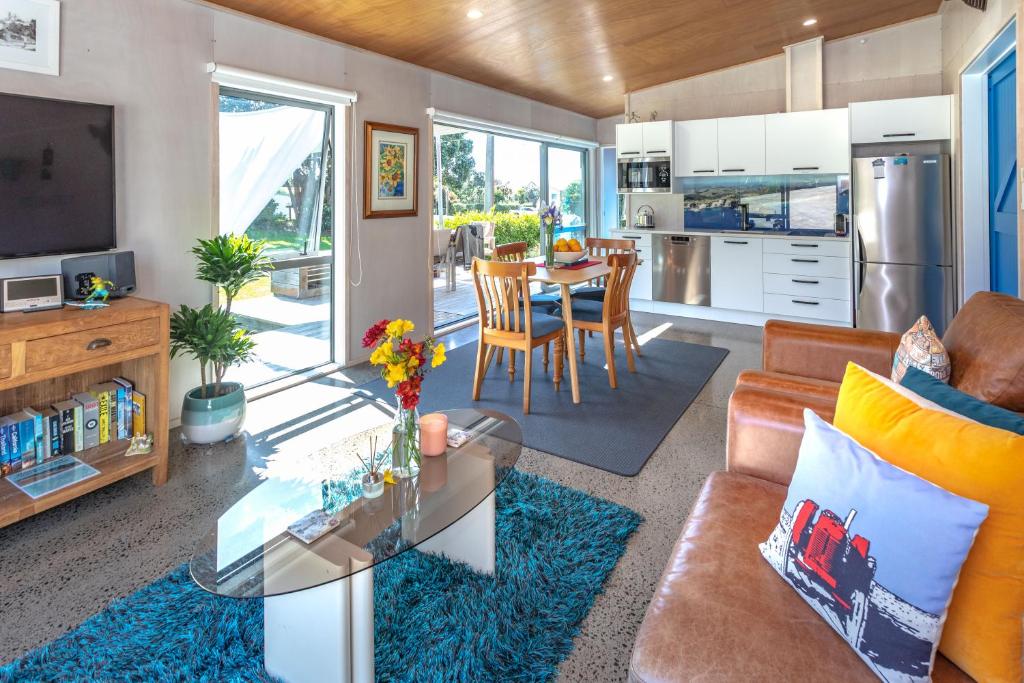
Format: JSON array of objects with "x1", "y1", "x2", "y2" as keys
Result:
[{"x1": 0, "y1": 311, "x2": 762, "y2": 681}]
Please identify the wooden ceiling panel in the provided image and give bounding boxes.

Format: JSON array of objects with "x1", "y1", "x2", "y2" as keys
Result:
[{"x1": 205, "y1": 0, "x2": 943, "y2": 118}]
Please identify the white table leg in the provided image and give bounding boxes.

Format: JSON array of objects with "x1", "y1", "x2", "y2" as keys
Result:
[
  {"x1": 264, "y1": 547, "x2": 375, "y2": 683},
  {"x1": 417, "y1": 490, "x2": 496, "y2": 575},
  {"x1": 560, "y1": 283, "x2": 581, "y2": 403}
]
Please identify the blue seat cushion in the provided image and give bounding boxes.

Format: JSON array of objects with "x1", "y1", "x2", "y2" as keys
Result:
[
  {"x1": 491, "y1": 311, "x2": 564, "y2": 339},
  {"x1": 529, "y1": 293, "x2": 561, "y2": 311},
  {"x1": 572, "y1": 286, "x2": 605, "y2": 302},
  {"x1": 555, "y1": 299, "x2": 604, "y2": 323}
]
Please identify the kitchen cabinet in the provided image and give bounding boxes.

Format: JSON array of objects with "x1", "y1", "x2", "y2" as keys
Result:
[
  {"x1": 717, "y1": 115, "x2": 766, "y2": 175},
  {"x1": 674, "y1": 119, "x2": 718, "y2": 176},
  {"x1": 710, "y1": 235, "x2": 763, "y2": 312},
  {"x1": 616, "y1": 121, "x2": 674, "y2": 158},
  {"x1": 765, "y1": 108, "x2": 849, "y2": 175},
  {"x1": 850, "y1": 95, "x2": 952, "y2": 144},
  {"x1": 615, "y1": 230, "x2": 653, "y2": 300},
  {"x1": 763, "y1": 237, "x2": 852, "y2": 323}
]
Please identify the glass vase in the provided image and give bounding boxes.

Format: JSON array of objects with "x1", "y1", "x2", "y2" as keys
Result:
[
  {"x1": 543, "y1": 221, "x2": 556, "y2": 266},
  {"x1": 391, "y1": 398, "x2": 421, "y2": 478}
]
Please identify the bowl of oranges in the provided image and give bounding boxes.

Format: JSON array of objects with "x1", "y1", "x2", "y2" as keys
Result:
[{"x1": 553, "y1": 237, "x2": 585, "y2": 264}]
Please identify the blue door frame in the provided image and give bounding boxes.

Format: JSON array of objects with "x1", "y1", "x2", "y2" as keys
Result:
[{"x1": 988, "y1": 49, "x2": 1019, "y2": 296}]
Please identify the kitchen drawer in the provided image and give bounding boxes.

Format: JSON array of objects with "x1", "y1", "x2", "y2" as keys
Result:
[
  {"x1": 763, "y1": 253, "x2": 851, "y2": 279},
  {"x1": 763, "y1": 273, "x2": 850, "y2": 300},
  {"x1": 763, "y1": 239, "x2": 851, "y2": 258},
  {"x1": 764, "y1": 293, "x2": 851, "y2": 322},
  {"x1": 25, "y1": 318, "x2": 161, "y2": 374},
  {"x1": 613, "y1": 231, "x2": 654, "y2": 249}
]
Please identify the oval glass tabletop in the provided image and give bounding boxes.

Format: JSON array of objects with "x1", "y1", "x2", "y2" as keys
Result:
[{"x1": 189, "y1": 408, "x2": 521, "y2": 598}]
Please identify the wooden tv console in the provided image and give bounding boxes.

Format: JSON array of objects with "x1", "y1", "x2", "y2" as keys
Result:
[{"x1": 0, "y1": 297, "x2": 169, "y2": 529}]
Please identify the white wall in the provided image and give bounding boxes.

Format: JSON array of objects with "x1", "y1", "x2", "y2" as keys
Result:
[
  {"x1": 0, "y1": 0, "x2": 595, "y2": 420},
  {"x1": 941, "y1": 0, "x2": 1018, "y2": 92}
]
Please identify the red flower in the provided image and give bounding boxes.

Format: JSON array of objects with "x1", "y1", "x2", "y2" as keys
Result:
[
  {"x1": 362, "y1": 319, "x2": 390, "y2": 348},
  {"x1": 397, "y1": 376, "x2": 422, "y2": 409}
]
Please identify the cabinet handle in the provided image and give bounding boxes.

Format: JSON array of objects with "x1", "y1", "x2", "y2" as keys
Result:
[
  {"x1": 620, "y1": 151, "x2": 641, "y2": 155},
  {"x1": 86, "y1": 338, "x2": 112, "y2": 351},
  {"x1": 721, "y1": 168, "x2": 745, "y2": 173},
  {"x1": 792, "y1": 258, "x2": 819, "y2": 263},
  {"x1": 693, "y1": 169, "x2": 715, "y2": 173},
  {"x1": 723, "y1": 240, "x2": 749, "y2": 245},
  {"x1": 792, "y1": 278, "x2": 819, "y2": 284},
  {"x1": 882, "y1": 132, "x2": 916, "y2": 138},
  {"x1": 791, "y1": 243, "x2": 819, "y2": 248},
  {"x1": 792, "y1": 166, "x2": 819, "y2": 171},
  {"x1": 647, "y1": 149, "x2": 667, "y2": 154},
  {"x1": 791, "y1": 299, "x2": 820, "y2": 306}
]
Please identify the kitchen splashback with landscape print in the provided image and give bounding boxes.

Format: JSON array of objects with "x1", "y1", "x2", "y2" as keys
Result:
[{"x1": 681, "y1": 174, "x2": 849, "y2": 234}]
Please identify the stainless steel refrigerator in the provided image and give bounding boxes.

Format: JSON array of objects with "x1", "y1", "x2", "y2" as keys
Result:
[{"x1": 853, "y1": 154, "x2": 955, "y2": 336}]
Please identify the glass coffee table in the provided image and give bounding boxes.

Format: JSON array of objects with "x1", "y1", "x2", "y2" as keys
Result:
[{"x1": 190, "y1": 408, "x2": 521, "y2": 683}]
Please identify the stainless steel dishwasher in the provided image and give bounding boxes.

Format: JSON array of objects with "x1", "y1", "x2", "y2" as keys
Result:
[{"x1": 653, "y1": 234, "x2": 711, "y2": 305}]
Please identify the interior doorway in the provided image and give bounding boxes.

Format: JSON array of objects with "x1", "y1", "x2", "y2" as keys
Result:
[{"x1": 961, "y1": 19, "x2": 1018, "y2": 300}]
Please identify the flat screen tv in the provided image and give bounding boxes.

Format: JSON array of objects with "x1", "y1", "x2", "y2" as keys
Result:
[{"x1": 0, "y1": 92, "x2": 115, "y2": 259}]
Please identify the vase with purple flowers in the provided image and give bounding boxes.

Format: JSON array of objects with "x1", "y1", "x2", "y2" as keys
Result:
[{"x1": 540, "y1": 204, "x2": 561, "y2": 267}]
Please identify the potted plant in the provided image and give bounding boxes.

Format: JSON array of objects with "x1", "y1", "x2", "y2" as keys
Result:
[{"x1": 171, "y1": 234, "x2": 272, "y2": 444}]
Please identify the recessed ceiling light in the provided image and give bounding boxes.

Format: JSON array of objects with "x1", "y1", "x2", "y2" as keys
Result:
[
  {"x1": 467, "y1": 8, "x2": 483, "y2": 19},
  {"x1": 802, "y1": 18, "x2": 817, "y2": 26},
  {"x1": 602, "y1": 75, "x2": 614, "y2": 82}
]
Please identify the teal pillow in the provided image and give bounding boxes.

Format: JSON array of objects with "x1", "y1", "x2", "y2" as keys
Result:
[{"x1": 900, "y1": 366, "x2": 1024, "y2": 435}]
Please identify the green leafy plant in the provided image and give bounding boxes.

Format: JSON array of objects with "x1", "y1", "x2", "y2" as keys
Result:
[
  {"x1": 443, "y1": 211, "x2": 542, "y2": 254},
  {"x1": 171, "y1": 235, "x2": 272, "y2": 398},
  {"x1": 170, "y1": 304, "x2": 256, "y2": 397},
  {"x1": 192, "y1": 234, "x2": 273, "y2": 314}
]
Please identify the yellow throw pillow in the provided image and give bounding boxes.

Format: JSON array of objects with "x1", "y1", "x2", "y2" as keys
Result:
[{"x1": 834, "y1": 362, "x2": 1024, "y2": 683}]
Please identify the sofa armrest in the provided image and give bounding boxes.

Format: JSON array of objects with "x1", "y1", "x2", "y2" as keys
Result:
[
  {"x1": 763, "y1": 320, "x2": 901, "y2": 383},
  {"x1": 726, "y1": 385, "x2": 836, "y2": 487}
]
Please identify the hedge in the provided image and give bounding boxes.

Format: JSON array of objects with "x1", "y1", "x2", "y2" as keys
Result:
[{"x1": 443, "y1": 212, "x2": 541, "y2": 254}]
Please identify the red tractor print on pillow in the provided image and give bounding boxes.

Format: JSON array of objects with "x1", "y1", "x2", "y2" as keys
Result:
[{"x1": 786, "y1": 500, "x2": 877, "y2": 648}]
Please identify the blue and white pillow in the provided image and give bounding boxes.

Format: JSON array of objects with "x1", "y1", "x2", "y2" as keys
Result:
[{"x1": 759, "y1": 411, "x2": 988, "y2": 682}]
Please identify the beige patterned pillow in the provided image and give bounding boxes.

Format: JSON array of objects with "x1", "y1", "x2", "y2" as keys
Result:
[{"x1": 891, "y1": 315, "x2": 951, "y2": 383}]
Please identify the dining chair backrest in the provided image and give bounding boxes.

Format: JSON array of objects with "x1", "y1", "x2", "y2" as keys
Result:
[
  {"x1": 585, "y1": 237, "x2": 635, "y2": 287},
  {"x1": 602, "y1": 251, "x2": 638, "y2": 323},
  {"x1": 471, "y1": 257, "x2": 536, "y2": 341},
  {"x1": 494, "y1": 241, "x2": 528, "y2": 262}
]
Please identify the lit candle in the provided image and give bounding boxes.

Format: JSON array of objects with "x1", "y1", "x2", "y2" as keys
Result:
[{"x1": 419, "y1": 413, "x2": 449, "y2": 457}]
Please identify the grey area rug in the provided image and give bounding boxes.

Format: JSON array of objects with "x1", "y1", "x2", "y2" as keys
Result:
[{"x1": 357, "y1": 337, "x2": 728, "y2": 476}]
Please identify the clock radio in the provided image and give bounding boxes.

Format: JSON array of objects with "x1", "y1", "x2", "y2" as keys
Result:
[{"x1": 0, "y1": 275, "x2": 64, "y2": 312}]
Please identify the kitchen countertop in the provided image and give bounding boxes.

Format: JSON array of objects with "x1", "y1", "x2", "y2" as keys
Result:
[{"x1": 612, "y1": 228, "x2": 851, "y2": 241}]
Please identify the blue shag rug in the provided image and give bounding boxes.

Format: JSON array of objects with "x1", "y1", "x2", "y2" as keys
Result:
[{"x1": 1, "y1": 471, "x2": 642, "y2": 682}]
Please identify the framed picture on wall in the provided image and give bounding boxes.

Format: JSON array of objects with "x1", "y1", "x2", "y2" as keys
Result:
[
  {"x1": 0, "y1": 0, "x2": 60, "y2": 76},
  {"x1": 364, "y1": 121, "x2": 418, "y2": 218}
]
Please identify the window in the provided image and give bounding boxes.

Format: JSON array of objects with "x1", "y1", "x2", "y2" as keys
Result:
[{"x1": 218, "y1": 89, "x2": 336, "y2": 387}]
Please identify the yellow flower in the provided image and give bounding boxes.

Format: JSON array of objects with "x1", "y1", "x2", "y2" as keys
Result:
[
  {"x1": 385, "y1": 362, "x2": 408, "y2": 387},
  {"x1": 386, "y1": 319, "x2": 415, "y2": 339},
  {"x1": 369, "y1": 341, "x2": 393, "y2": 366},
  {"x1": 431, "y1": 343, "x2": 447, "y2": 368},
  {"x1": 383, "y1": 469, "x2": 396, "y2": 485},
  {"x1": 407, "y1": 355, "x2": 420, "y2": 370}
]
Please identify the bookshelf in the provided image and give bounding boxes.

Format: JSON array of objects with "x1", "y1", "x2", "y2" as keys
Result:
[{"x1": 0, "y1": 298, "x2": 169, "y2": 528}]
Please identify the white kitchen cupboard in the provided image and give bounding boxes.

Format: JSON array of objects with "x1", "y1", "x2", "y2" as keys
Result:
[
  {"x1": 762, "y1": 237, "x2": 852, "y2": 323},
  {"x1": 673, "y1": 119, "x2": 719, "y2": 176},
  {"x1": 710, "y1": 235, "x2": 763, "y2": 312},
  {"x1": 764, "y1": 108, "x2": 850, "y2": 175},
  {"x1": 615, "y1": 124, "x2": 644, "y2": 158},
  {"x1": 616, "y1": 121, "x2": 674, "y2": 158},
  {"x1": 850, "y1": 95, "x2": 952, "y2": 144},
  {"x1": 615, "y1": 230, "x2": 654, "y2": 300},
  {"x1": 717, "y1": 115, "x2": 766, "y2": 175}
]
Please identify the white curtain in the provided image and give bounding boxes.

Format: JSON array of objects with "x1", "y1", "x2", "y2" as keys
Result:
[{"x1": 219, "y1": 106, "x2": 326, "y2": 235}]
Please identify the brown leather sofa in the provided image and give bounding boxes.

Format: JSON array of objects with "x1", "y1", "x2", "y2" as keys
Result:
[{"x1": 629, "y1": 292, "x2": 1024, "y2": 682}]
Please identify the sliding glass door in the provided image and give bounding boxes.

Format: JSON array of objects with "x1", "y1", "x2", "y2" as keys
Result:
[
  {"x1": 218, "y1": 89, "x2": 335, "y2": 387},
  {"x1": 432, "y1": 125, "x2": 590, "y2": 330}
]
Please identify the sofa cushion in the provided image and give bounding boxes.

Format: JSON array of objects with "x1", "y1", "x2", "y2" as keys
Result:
[
  {"x1": 629, "y1": 471, "x2": 972, "y2": 683},
  {"x1": 942, "y1": 291, "x2": 1024, "y2": 412},
  {"x1": 760, "y1": 411, "x2": 987, "y2": 682},
  {"x1": 891, "y1": 315, "x2": 950, "y2": 383},
  {"x1": 901, "y1": 366, "x2": 1024, "y2": 435}
]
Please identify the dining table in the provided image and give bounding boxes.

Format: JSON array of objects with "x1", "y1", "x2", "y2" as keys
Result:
[{"x1": 528, "y1": 256, "x2": 613, "y2": 405}]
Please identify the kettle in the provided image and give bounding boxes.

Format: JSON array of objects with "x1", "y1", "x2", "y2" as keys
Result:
[{"x1": 634, "y1": 205, "x2": 655, "y2": 229}]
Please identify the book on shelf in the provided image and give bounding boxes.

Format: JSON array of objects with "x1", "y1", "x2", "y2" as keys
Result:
[
  {"x1": 112, "y1": 377, "x2": 133, "y2": 441},
  {"x1": 132, "y1": 390, "x2": 146, "y2": 437},
  {"x1": 88, "y1": 383, "x2": 114, "y2": 445},
  {"x1": 0, "y1": 416, "x2": 13, "y2": 476},
  {"x1": 14, "y1": 412, "x2": 35, "y2": 470},
  {"x1": 52, "y1": 400, "x2": 78, "y2": 456},
  {"x1": 72, "y1": 402, "x2": 84, "y2": 453},
  {"x1": 41, "y1": 408, "x2": 60, "y2": 459},
  {"x1": 20, "y1": 408, "x2": 44, "y2": 466},
  {"x1": 72, "y1": 393, "x2": 100, "y2": 450}
]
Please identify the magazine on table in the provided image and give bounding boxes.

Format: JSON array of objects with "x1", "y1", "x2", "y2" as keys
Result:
[
  {"x1": 5, "y1": 455, "x2": 100, "y2": 500},
  {"x1": 287, "y1": 509, "x2": 343, "y2": 544}
]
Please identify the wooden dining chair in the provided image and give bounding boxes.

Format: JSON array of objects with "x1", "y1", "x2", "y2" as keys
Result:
[
  {"x1": 494, "y1": 241, "x2": 528, "y2": 262},
  {"x1": 471, "y1": 258, "x2": 565, "y2": 414},
  {"x1": 559, "y1": 251, "x2": 638, "y2": 389},
  {"x1": 490, "y1": 241, "x2": 560, "y2": 372},
  {"x1": 573, "y1": 237, "x2": 643, "y2": 357}
]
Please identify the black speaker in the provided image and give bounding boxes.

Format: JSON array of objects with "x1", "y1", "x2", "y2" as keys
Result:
[{"x1": 60, "y1": 251, "x2": 137, "y2": 300}]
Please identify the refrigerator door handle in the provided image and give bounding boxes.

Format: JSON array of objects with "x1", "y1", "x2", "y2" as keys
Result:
[{"x1": 859, "y1": 260, "x2": 867, "y2": 295}]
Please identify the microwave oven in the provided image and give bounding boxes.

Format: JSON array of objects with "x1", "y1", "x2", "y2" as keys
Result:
[{"x1": 617, "y1": 156, "x2": 672, "y2": 193}]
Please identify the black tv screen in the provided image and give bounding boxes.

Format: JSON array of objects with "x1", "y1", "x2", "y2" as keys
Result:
[{"x1": 0, "y1": 93, "x2": 115, "y2": 259}]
